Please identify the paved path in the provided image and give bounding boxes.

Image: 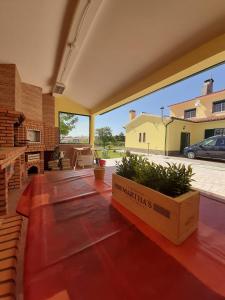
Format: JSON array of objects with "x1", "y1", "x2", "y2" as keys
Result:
[{"x1": 105, "y1": 154, "x2": 225, "y2": 200}]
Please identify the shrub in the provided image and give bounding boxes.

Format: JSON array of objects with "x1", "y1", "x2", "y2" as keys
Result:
[
  {"x1": 125, "y1": 150, "x2": 131, "y2": 156},
  {"x1": 116, "y1": 155, "x2": 194, "y2": 197},
  {"x1": 116, "y1": 154, "x2": 148, "y2": 180}
]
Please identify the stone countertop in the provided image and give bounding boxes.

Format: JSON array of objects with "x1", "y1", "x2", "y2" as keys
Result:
[{"x1": 0, "y1": 147, "x2": 26, "y2": 170}]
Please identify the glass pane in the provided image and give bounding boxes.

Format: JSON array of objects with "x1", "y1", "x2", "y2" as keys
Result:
[
  {"x1": 222, "y1": 102, "x2": 225, "y2": 111},
  {"x1": 213, "y1": 101, "x2": 225, "y2": 112},
  {"x1": 216, "y1": 138, "x2": 225, "y2": 146},
  {"x1": 139, "y1": 133, "x2": 142, "y2": 142},
  {"x1": 143, "y1": 133, "x2": 146, "y2": 142},
  {"x1": 59, "y1": 113, "x2": 90, "y2": 144},
  {"x1": 202, "y1": 138, "x2": 216, "y2": 146},
  {"x1": 215, "y1": 128, "x2": 225, "y2": 135},
  {"x1": 184, "y1": 109, "x2": 196, "y2": 118}
]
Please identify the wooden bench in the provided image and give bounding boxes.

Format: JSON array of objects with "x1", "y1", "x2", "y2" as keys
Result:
[{"x1": 0, "y1": 214, "x2": 23, "y2": 299}]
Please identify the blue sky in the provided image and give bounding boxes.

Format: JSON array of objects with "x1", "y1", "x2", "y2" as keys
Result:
[{"x1": 96, "y1": 63, "x2": 225, "y2": 135}]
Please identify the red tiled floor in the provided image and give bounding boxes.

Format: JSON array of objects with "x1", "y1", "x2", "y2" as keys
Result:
[{"x1": 17, "y1": 167, "x2": 225, "y2": 300}]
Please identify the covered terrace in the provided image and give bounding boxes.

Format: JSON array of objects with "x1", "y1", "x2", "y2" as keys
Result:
[{"x1": 0, "y1": 0, "x2": 225, "y2": 299}]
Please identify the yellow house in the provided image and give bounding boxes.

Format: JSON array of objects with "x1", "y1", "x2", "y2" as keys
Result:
[{"x1": 125, "y1": 79, "x2": 225, "y2": 155}]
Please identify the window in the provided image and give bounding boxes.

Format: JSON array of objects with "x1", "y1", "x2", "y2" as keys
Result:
[
  {"x1": 201, "y1": 138, "x2": 217, "y2": 147},
  {"x1": 139, "y1": 133, "x2": 142, "y2": 142},
  {"x1": 143, "y1": 132, "x2": 146, "y2": 142},
  {"x1": 59, "y1": 112, "x2": 90, "y2": 144},
  {"x1": 212, "y1": 100, "x2": 225, "y2": 113},
  {"x1": 216, "y1": 137, "x2": 225, "y2": 146},
  {"x1": 205, "y1": 128, "x2": 225, "y2": 138},
  {"x1": 184, "y1": 108, "x2": 196, "y2": 119},
  {"x1": 214, "y1": 128, "x2": 225, "y2": 135}
]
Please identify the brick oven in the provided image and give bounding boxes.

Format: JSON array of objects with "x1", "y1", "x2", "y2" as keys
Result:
[
  {"x1": 16, "y1": 119, "x2": 45, "y2": 174},
  {"x1": 0, "y1": 64, "x2": 58, "y2": 214},
  {"x1": 0, "y1": 64, "x2": 58, "y2": 174},
  {"x1": 0, "y1": 109, "x2": 26, "y2": 214}
]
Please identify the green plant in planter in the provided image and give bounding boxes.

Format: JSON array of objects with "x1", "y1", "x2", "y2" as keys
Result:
[
  {"x1": 115, "y1": 154, "x2": 148, "y2": 180},
  {"x1": 116, "y1": 155, "x2": 194, "y2": 197}
]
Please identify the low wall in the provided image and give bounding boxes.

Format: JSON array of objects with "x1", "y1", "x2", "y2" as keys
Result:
[{"x1": 126, "y1": 147, "x2": 181, "y2": 157}]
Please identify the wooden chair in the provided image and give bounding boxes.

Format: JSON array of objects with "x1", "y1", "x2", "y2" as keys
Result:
[{"x1": 73, "y1": 147, "x2": 95, "y2": 170}]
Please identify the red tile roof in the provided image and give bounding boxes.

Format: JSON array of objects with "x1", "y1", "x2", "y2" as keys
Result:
[
  {"x1": 172, "y1": 115, "x2": 225, "y2": 123},
  {"x1": 193, "y1": 115, "x2": 225, "y2": 123},
  {"x1": 168, "y1": 88, "x2": 225, "y2": 107}
]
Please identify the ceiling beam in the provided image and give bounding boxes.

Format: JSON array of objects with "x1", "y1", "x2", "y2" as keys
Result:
[{"x1": 55, "y1": 0, "x2": 103, "y2": 90}]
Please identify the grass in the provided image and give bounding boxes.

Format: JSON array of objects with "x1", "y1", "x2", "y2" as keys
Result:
[{"x1": 95, "y1": 149, "x2": 125, "y2": 159}]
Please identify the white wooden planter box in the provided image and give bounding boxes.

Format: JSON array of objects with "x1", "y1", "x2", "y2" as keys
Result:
[{"x1": 112, "y1": 174, "x2": 200, "y2": 245}]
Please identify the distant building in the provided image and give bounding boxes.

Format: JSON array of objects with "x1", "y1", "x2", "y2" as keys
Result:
[
  {"x1": 125, "y1": 79, "x2": 225, "y2": 155},
  {"x1": 60, "y1": 136, "x2": 80, "y2": 143}
]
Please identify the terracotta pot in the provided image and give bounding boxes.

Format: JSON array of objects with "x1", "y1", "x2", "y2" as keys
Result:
[{"x1": 94, "y1": 167, "x2": 105, "y2": 180}]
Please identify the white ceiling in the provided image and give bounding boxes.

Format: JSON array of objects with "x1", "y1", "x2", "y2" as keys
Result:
[
  {"x1": 0, "y1": 0, "x2": 225, "y2": 109},
  {"x1": 0, "y1": 0, "x2": 76, "y2": 92}
]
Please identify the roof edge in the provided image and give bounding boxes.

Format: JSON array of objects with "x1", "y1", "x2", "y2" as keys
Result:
[{"x1": 168, "y1": 88, "x2": 225, "y2": 107}]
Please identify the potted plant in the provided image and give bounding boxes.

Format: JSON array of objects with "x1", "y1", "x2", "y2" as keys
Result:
[
  {"x1": 95, "y1": 157, "x2": 100, "y2": 165},
  {"x1": 99, "y1": 159, "x2": 106, "y2": 167},
  {"x1": 94, "y1": 166, "x2": 105, "y2": 180},
  {"x1": 112, "y1": 154, "x2": 199, "y2": 245}
]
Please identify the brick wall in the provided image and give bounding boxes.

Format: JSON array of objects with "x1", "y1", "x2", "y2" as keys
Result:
[
  {"x1": 21, "y1": 83, "x2": 43, "y2": 122},
  {"x1": 42, "y1": 93, "x2": 55, "y2": 126},
  {"x1": 44, "y1": 125, "x2": 58, "y2": 151},
  {"x1": 0, "y1": 64, "x2": 58, "y2": 151},
  {"x1": 42, "y1": 93, "x2": 58, "y2": 151},
  {"x1": 20, "y1": 153, "x2": 26, "y2": 182},
  {"x1": 0, "y1": 109, "x2": 24, "y2": 147},
  {"x1": 15, "y1": 67, "x2": 22, "y2": 111},
  {"x1": 14, "y1": 123, "x2": 26, "y2": 146},
  {"x1": 0, "y1": 108, "x2": 25, "y2": 213},
  {"x1": 0, "y1": 64, "x2": 16, "y2": 110},
  {"x1": 0, "y1": 64, "x2": 57, "y2": 179},
  {"x1": 8, "y1": 156, "x2": 22, "y2": 190},
  {"x1": 0, "y1": 65, "x2": 48, "y2": 123},
  {"x1": 0, "y1": 169, "x2": 7, "y2": 215}
]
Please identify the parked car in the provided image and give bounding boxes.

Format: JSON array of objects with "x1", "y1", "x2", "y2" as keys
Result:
[{"x1": 184, "y1": 135, "x2": 225, "y2": 160}]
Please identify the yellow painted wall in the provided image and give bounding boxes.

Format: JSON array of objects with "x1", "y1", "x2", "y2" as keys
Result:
[
  {"x1": 170, "y1": 90, "x2": 225, "y2": 119},
  {"x1": 55, "y1": 95, "x2": 90, "y2": 127},
  {"x1": 55, "y1": 96, "x2": 97, "y2": 145},
  {"x1": 190, "y1": 119, "x2": 225, "y2": 142},
  {"x1": 167, "y1": 120, "x2": 195, "y2": 151},
  {"x1": 126, "y1": 116, "x2": 225, "y2": 153},
  {"x1": 125, "y1": 115, "x2": 166, "y2": 152}
]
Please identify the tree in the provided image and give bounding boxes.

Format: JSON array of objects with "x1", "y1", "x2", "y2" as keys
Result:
[
  {"x1": 96, "y1": 127, "x2": 113, "y2": 148},
  {"x1": 114, "y1": 132, "x2": 125, "y2": 142},
  {"x1": 60, "y1": 113, "x2": 78, "y2": 137}
]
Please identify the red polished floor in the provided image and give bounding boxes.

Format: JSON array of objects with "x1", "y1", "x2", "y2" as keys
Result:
[{"x1": 17, "y1": 168, "x2": 225, "y2": 300}]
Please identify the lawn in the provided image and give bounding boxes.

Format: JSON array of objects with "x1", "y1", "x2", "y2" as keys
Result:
[{"x1": 95, "y1": 149, "x2": 125, "y2": 159}]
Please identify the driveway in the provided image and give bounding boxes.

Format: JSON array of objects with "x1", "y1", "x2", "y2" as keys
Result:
[{"x1": 105, "y1": 154, "x2": 225, "y2": 200}]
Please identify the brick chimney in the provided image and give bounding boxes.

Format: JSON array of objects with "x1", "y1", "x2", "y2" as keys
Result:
[
  {"x1": 202, "y1": 78, "x2": 214, "y2": 95},
  {"x1": 129, "y1": 110, "x2": 136, "y2": 121}
]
